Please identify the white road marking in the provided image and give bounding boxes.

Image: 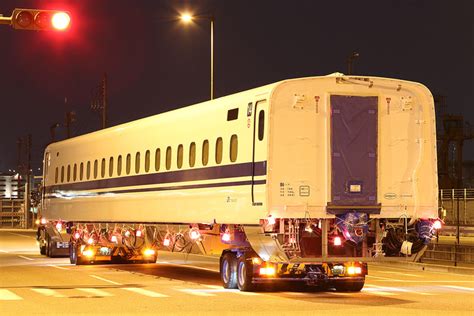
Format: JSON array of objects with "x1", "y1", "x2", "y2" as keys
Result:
[
  {"x1": 7, "y1": 232, "x2": 36, "y2": 240},
  {"x1": 375, "y1": 270, "x2": 419, "y2": 277},
  {"x1": 362, "y1": 288, "x2": 398, "y2": 296},
  {"x1": 203, "y1": 285, "x2": 260, "y2": 296},
  {"x1": 0, "y1": 289, "x2": 23, "y2": 300},
  {"x1": 47, "y1": 264, "x2": 69, "y2": 270},
  {"x1": 365, "y1": 284, "x2": 434, "y2": 296},
  {"x1": 443, "y1": 285, "x2": 474, "y2": 292},
  {"x1": 122, "y1": 287, "x2": 168, "y2": 298},
  {"x1": 366, "y1": 275, "x2": 404, "y2": 281},
  {"x1": 31, "y1": 288, "x2": 65, "y2": 298},
  {"x1": 90, "y1": 275, "x2": 123, "y2": 285},
  {"x1": 0, "y1": 250, "x2": 9, "y2": 253},
  {"x1": 178, "y1": 289, "x2": 216, "y2": 297},
  {"x1": 77, "y1": 288, "x2": 114, "y2": 297},
  {"x1": 156, "y1": 261, "x2": 219, "y2": 273},
  {"x1": 18, "y1": 255, "x2": 34, "y2": 261}
]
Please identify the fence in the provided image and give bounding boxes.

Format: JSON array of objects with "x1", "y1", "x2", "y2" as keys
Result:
[
  {"x1": 0, "y1": 199, "x2": 25, "y2": 228},
  {"x1": 439, "y1": 189, "x2": 474, "y2": 226}
]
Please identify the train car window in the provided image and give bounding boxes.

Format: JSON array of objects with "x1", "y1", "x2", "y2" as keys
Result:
[
  {"x1": 189, "y1": 142, "x2": 196, "y2": 167},
  {"x1": 177, "y1": 145, "x2": 183, "y2": 169},
  {"x1": 166, "y1": 146, "x2": 172, "y2": 170},
  {"x1": 135, "y1": 152, "x2": 141, "y2": 174},
  {"x1": 73, "y1": 164, "x2": 77, "y2": 181},
  {"x1": 227, "y1": 108, "x2": 239, "y2": 121},
  {"x1": 202, "y1": 140, "x2": 209, "y2": 166},
  {"x1": 145, "y1": 150, "x2": 150, "y2": 172},
  {"x1": 94, "y1": 160, "x2": 98, "y2": 179},
  {"x1": 230, "y1": 135, "x2": 238, "y2": 162},
  {"x1": 117, "y1": 155, "x2": 122, "y2": 176},
  {"x1": 215, "y1": 137, "x2": 223, "y2": 164},
  {"x1": 126, "y1": 154, "x2": 131, "y2": 175},
  {"x1": 61, "y1": 166, "x2": 64, "y2": 183},
  {"x1": 67, "y1": 165, "x2": 71, "y2": 182},
  {"x1": 155, "y1": 148, "x2": 161, "y2": 171},
  {"x1": 87, "y1": 161, "x2": 91, "y2": 180},
  {"x1": 101, "y1": 159, "x2": 106, "y2": 178},
  {"x1": 55, "y1": 167, "x2": 58, "y2": 184},
  {"x1": 109, "y1": 157, "x2": 114, "y2": 177},
  {"x1": 258, "y1": 110, "x2": 265, "y2": 141},
  {"x1": 80, "y1": 163, "x2": 84, "y2": 181}
]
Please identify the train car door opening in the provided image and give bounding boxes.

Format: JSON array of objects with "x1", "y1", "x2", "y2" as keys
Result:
[
  {"x1": 251, "y1": 100, "x2": 267, "y2": 206},
  {"x1": 329, "y1": 95, "x2": 379, "y2": 213}
]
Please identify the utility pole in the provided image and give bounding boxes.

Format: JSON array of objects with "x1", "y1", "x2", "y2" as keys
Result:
[
  {"x1": 50, "y1": 123, "x2": 60, "y2": 143},
  {"x1": 65, "y1": 111, "x2": 76, "y2": 139},
  {"x1": 91, "y1": 72, "x2": 108, "y2": 129},
  {"x1": 24, "y1": 134, "x2": 31, "y2": 228},
  {"x1": 347, "y1": 51, "x2": 360, "y2": 75}
]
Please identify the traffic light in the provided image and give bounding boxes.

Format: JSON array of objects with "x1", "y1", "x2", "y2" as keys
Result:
[{"x1": 11, "y1": 8, "x2": 70, "y2": 31}]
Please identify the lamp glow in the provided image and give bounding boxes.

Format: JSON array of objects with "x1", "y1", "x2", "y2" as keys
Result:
[
  {"x1": 51, "y1": 12, "x2": 70, "y2": 30},
  {"x1": 180, "y1": 13, "x2": 193, "y2": 23}
]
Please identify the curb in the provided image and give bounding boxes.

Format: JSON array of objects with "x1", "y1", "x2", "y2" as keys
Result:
[{"x1": 373, "y1": 260, "x2": 474, "y2": 275}]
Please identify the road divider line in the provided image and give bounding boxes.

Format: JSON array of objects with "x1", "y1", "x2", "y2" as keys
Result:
[
  {"x1": 90, "y1": 275, "x2": 123, "y2": 285},
  {"x1": 47, "y1": 264, "x2": 69, "y2": 270},
  {"x1": 443, "y1": 285, "x2": 474, "y2": 292},
  {"x1": 202, "y1": 285, "x2": 260, "y2": 296},
  {"x1": 178, "y1": 289, "x2": 216, "y2": 297},
  {"x1": 375, "y1": 270, "x2": 419, "y2": 277},
  {"x1": 0, "y1": 289, "x2": 23, "y2": 300},
  {"x1": 0, "y1": 250, "x2": 8, "y2": 253},
  {"x1": 32, "y1": 288, "x2": 65, "y2": 298},
  {"x1": 7, "y1": 232, "x2": 36, "y2": 240},
  {"x1": 122, "y1": 287, "x2": 168, "y2": 297},
  {"x1": 18, "y1": 255, "x2": 34, "y2": 261},
  {"x1": 366, "y1": 275, "x2": 404, "y2": 282},
  {"x1": 362, "y1": 288, "x2": 398, "y2": 296},
  {"x1": 77, "y1": 288, "x2": 114, "y2": 297}
]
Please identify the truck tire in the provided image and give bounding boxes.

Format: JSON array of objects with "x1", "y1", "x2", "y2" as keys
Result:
[
  {"x1": 237, "y1": 255, "x2": 256, "y2": 292},
  {"x1": 69, "y1": 243, "x2": 77, "y2": 264},
  {"x1": 220, "y1": 252, "x2": 237, "y2": 289},
  {"x1": 45, "y1": 234, "x2": 51, "y2": 257},
  {"x1": 40, "y1": 244, "x2": 46, "y2": 255},
  {"x1": 334, "y1": 279, "x2": 365, "y2": 292}
]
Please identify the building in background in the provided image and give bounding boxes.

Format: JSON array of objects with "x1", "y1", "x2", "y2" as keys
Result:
[{"x1": 0, "y1": 172, "x2": 23, "y2": 199}]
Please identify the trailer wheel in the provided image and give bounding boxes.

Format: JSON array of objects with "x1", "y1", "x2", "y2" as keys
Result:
[
  {"x1": 40, "y1": 243, "x2": 46, "y2": 255},
  {"x1": 220, "y1": 252, "x2": 237, "y2": 289},
  {"x1": 334, "y1": 279, "x2": 365, "y2": 292},
  {"x1": 237, "y1": 255, "x2": 255, "y2": 292},
  {"x1": 69, "y1": 243, "x2": 77, "y2": 264}
]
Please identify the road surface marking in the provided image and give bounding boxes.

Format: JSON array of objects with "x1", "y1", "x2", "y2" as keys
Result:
[
  {"x1": 442, "y1": 285, "x2": 474, "y2": 292},
  {"x1": 8, "y1": 232, "x2": 36, "y2": 240},
  {"x1": 18, "y1": 255, "x2": 34, "y2": 261},
  {"x1": 32, "y1": 289, "x2": 65, "y2": 298},
  {"x1": 375, "y1": 270, "x2": 419, "y2": 277},
  {"x1": 0, "y1": 289, "x2": 23, "y2": 301},
  {"x1": 365, "y1": 284, "x2": 434, "y2": 295},
  {"x1": 122, "y1": 288, "x2": 168, "y2": 298},
  {"x1": 203, "y1": 285, "x2": 260, "y2": 296},
  {"x1": 0, "y1": 250, "x2": 9, "y2": 253},
  {"x1": 362, "y1": 288, "x2": 398, "y2": 296},
  {"x1": 77, "y1": 288, "x2": 114, "y2": 297},
  {"x1": 90, "y1": 275, "x2": 123, "y2": 285},
  {"x1": 366, "y1": 275, "x2": 404, "y2": 281},
  {"x1": 178, "y1": 289, "x2": 216, "y2": 296},
  {"x1": 156, "y1": 261, "x2": 219, "y2": 273},
  {"x1": 47, "y1": 264, "x2": 69, "y2": 270}
]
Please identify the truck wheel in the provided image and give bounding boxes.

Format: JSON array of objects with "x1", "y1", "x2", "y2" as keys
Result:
[
  {"x1": 334, "y1": 279, "x2": 365, "y2": 292},
  {"x1": 237, "y1": 255, "x2": 255, "y2": 292},
  {"x1": 45, "y1": 234, "x2": 51, "y2": 257},
  {"x1": 220, "y1": 252, "x2": 237, "y2": 289},
  {"x1": 40, "y1": 244, "x2": 46, "y2": 255},
  {"x1": 69, "y1": 243, "x2": 77, "y2": 264}
]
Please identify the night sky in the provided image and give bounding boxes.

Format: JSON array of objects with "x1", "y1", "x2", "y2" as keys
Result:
[{"x1": 0, "y1": 0, "x2": 472, "y2": 173}]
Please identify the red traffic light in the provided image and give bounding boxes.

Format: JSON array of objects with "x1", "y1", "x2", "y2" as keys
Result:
[{"x1": 11, "y1": 8, "x2": 70, "y2": 31}]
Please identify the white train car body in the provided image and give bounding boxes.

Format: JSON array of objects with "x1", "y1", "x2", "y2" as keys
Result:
[{"x1": 39, "y1": 74, "x2": 440, "y2": 291}]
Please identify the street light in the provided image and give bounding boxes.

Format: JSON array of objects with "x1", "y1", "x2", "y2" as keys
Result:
[
  {"x1": 347, "y1": 51, "x2": 360, "y2": 75},
  {"x1": 180, "y1": 13, "x2": 215, "y2": 100}
]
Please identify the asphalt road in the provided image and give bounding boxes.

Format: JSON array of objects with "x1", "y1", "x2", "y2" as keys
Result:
[{"x1": 0, "y1": 229, "x2": 473, "y2": 316}]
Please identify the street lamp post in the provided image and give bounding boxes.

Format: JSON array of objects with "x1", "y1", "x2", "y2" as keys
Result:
[{"x1": 180, "y1": 13, "x2": 215, "y2": 100}]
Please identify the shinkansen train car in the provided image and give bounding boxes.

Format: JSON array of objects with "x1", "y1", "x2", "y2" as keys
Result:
[{"x1": 37, "y1": 73, "x2": 441, "y2": 291}]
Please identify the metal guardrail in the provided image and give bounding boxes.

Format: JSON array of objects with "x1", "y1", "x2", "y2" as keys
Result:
[
  {"x1": 439, "y1": 189, "x2": 474, "y2": 226},
  {"x1": 421, "y1": 245, "x2": 474, "y2": 267}
]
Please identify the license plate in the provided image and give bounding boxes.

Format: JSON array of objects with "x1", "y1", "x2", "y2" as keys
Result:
[{"x1": 56, "y1": 242, "x2": 69, "y2": 249}]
